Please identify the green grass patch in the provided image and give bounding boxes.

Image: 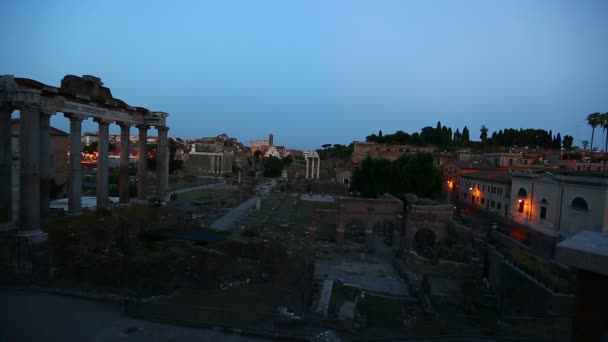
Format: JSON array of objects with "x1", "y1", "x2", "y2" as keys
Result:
[{"x1": 507, "y1": 249, "x2": 575, "y2": 293}]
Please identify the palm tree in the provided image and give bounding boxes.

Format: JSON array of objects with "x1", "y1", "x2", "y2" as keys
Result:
[
  {"x1": 586, "y1": 112, "x2": 602, "y2": 151},
  {"x1": 602, "y1": 112, "x2": 608, "y2": 153}
]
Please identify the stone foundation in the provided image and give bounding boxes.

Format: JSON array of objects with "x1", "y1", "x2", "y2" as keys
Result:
[{"x1": 0, "y1": 230, "x2": 50, "y2": 280}]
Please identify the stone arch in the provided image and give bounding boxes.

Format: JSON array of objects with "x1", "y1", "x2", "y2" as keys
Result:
[
  {"x1": 335, "y1": 195, "x2": 404, "y2": 252},
  {"x1": 414, "y1": 228, "x2": 436, "y2": 256},
  {"x1": 404, "y1": 204, "x2": 453, "y2": 251}
]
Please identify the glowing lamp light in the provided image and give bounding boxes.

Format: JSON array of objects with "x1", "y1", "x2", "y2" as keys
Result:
[
  {"x1": 469, "y1": 187, "x2": 473, "y2": 191},
  {"x1": 518, "y1": 199, "x2": 523, "y2": 203}
]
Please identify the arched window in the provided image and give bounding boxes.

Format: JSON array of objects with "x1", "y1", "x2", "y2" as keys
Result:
[
  {"x1": 517, "y1": 188, "x2": 528, "y2": 198},
  {"x1": 540, "y1": 198, "x2": 548, "y2": 220},
  {"x1": 571, "y1": 197, "x2": 588, "y2": 211}
]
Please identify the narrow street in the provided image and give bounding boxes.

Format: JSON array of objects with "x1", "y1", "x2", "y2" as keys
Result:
[{"x1": 210, "y1": 179, "x2": 277, "y2": 231}]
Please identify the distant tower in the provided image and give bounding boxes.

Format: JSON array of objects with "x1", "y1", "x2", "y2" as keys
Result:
[{"x1": 269, "y1": 134, "x2": 274, "y2": 147}]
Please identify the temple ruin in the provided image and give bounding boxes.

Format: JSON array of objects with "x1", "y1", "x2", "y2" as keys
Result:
[{"x1": 0, "y1": 74, "x2": 170, "y2": 270}]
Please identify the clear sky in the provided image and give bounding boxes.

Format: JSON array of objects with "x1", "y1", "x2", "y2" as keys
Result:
[{"x1": 1, "y1": 0, "x2": 607, "y2": 150}]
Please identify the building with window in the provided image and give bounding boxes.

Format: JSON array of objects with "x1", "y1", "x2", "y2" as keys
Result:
[
  {"x1": 442, "y1": 159, "x2": 498, "y2": 200},
  {"x1": 510, "y1": 172, "x2": 608, "y2": 238},
  {"x1": 460, "y1": 171, "x2": 512, "y2": 217}
]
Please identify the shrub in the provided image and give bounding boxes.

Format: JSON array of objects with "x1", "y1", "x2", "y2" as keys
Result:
[{"x1": 241, "y1": 227, "x2": 259, "y2": 238}]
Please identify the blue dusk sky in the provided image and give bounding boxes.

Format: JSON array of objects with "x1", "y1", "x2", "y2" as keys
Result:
[{"x1": 1, "y1": 0, "x2": 607, "y2": 150}]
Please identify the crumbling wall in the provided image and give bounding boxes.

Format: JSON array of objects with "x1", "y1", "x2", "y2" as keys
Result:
[{"x1": 486, "y1": 246, "x2": 574, "y2": 317}]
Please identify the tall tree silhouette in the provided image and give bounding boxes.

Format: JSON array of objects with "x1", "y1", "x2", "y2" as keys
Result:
[{"x1": 587, "y1": 112, "x2": 602, "y2": 151}]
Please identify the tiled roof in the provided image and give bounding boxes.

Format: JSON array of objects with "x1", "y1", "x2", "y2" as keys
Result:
[{"x1": 461, "y1": 170, "x2": 512, "y2": 183}]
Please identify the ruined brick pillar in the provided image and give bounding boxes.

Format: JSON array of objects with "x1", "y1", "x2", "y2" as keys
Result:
[
  {"x1": 308, "y1": 226, "x2": 316, "y2": 243},
  {"x1": 365, "y1": 227, "x2": 374, "y2": 252},
  {"x1": 336, "y1": 207, "x2": 345, "y2": 247}
]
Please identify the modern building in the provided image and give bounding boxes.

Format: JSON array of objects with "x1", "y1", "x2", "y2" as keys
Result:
[
  {"x1": 442, "y1": 159, "x2": 497, "y2": 200},
  {"x1": 510, "y1": 172, "x2": 608, "y2": 238},
  {"x1": 460, "y1": 171, "x2": 512, "y2": 218}
]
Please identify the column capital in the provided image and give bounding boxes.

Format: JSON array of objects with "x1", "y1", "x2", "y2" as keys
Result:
[
  {"x1": 116, "y1": 121, "x2": 132, "y2": 128},
  {"x1": 63, "y1": 112, "x2": 87, "y2": 122},
  {"x1": 136, "y1": 124, "x2": 149, "y2": 130},
  {"x1": 40, "y1": 109, "x2": 55, "y2": 117},
  {"x1": 155, "y1": 125, "x2": 169, "y2": 132},
  {"x1": 94, "y1": 117, "x2": 112, "y2": 125}
]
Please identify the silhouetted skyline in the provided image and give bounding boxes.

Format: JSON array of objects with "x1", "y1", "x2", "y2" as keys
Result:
[{"x1": 1, "y1": 0, "x2": 607, "y2": 149}]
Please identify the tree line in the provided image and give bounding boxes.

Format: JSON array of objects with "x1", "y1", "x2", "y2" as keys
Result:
[
  {"x1": 350, "y1": 152, "x2": 442, "y2": 199},
  {"x1": 365, "y1": 121, "x2": 573, "y2": 150}
]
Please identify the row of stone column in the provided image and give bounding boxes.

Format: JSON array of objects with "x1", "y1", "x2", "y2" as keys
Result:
[
  {"x1": 209, "y1": 153, "x2": 233, "y2": 174},
  {"x1": 210, "y1": 154, "x2": 223, "y2": 173},
  {"x1": 305, "y1": 156, "x2": 320, "y2": 179},
  {"x1": 0, "y1": 106, "x2": 169, "y2": 233}
]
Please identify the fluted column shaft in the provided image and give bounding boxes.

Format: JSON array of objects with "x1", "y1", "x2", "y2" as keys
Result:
[
  {"x1": 305, "y1": 157, "x2": 309, "y2": 179},
  {"x1": 137, "y1": 125, "x2": 148, "y2": 200},
  {"x1": 0, "y1": 105, "x2": 13, "y2": 223},
  {"x1": 118, "y1": 123, "x2": 130, "y2": 204},
  {"x1": 39, "y1": 112, "x2": 53, "y2": 221},
  {"x1": 66, "y1": 114, "x2": 83, "y2": 214},
  {"x1": 96, "y1": 119, "x2": 110, "y2": 209},
  {"x1": 156, "y1": 126, "x2": 169, "y2": 198},
  {"x1": 19, "y1": 106, "x2": 41, "y2": 231},
  {"x1": 316, "y1": 157, "x2": 320, "y2": 179}
]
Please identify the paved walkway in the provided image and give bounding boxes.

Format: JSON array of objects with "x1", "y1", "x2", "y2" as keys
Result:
[
  {"x1": 210, "y1": 179, "x2": 277, "y2": 231},
  {"x1": 0, "y1": 289, "x2": 265, "y2": 342}
]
